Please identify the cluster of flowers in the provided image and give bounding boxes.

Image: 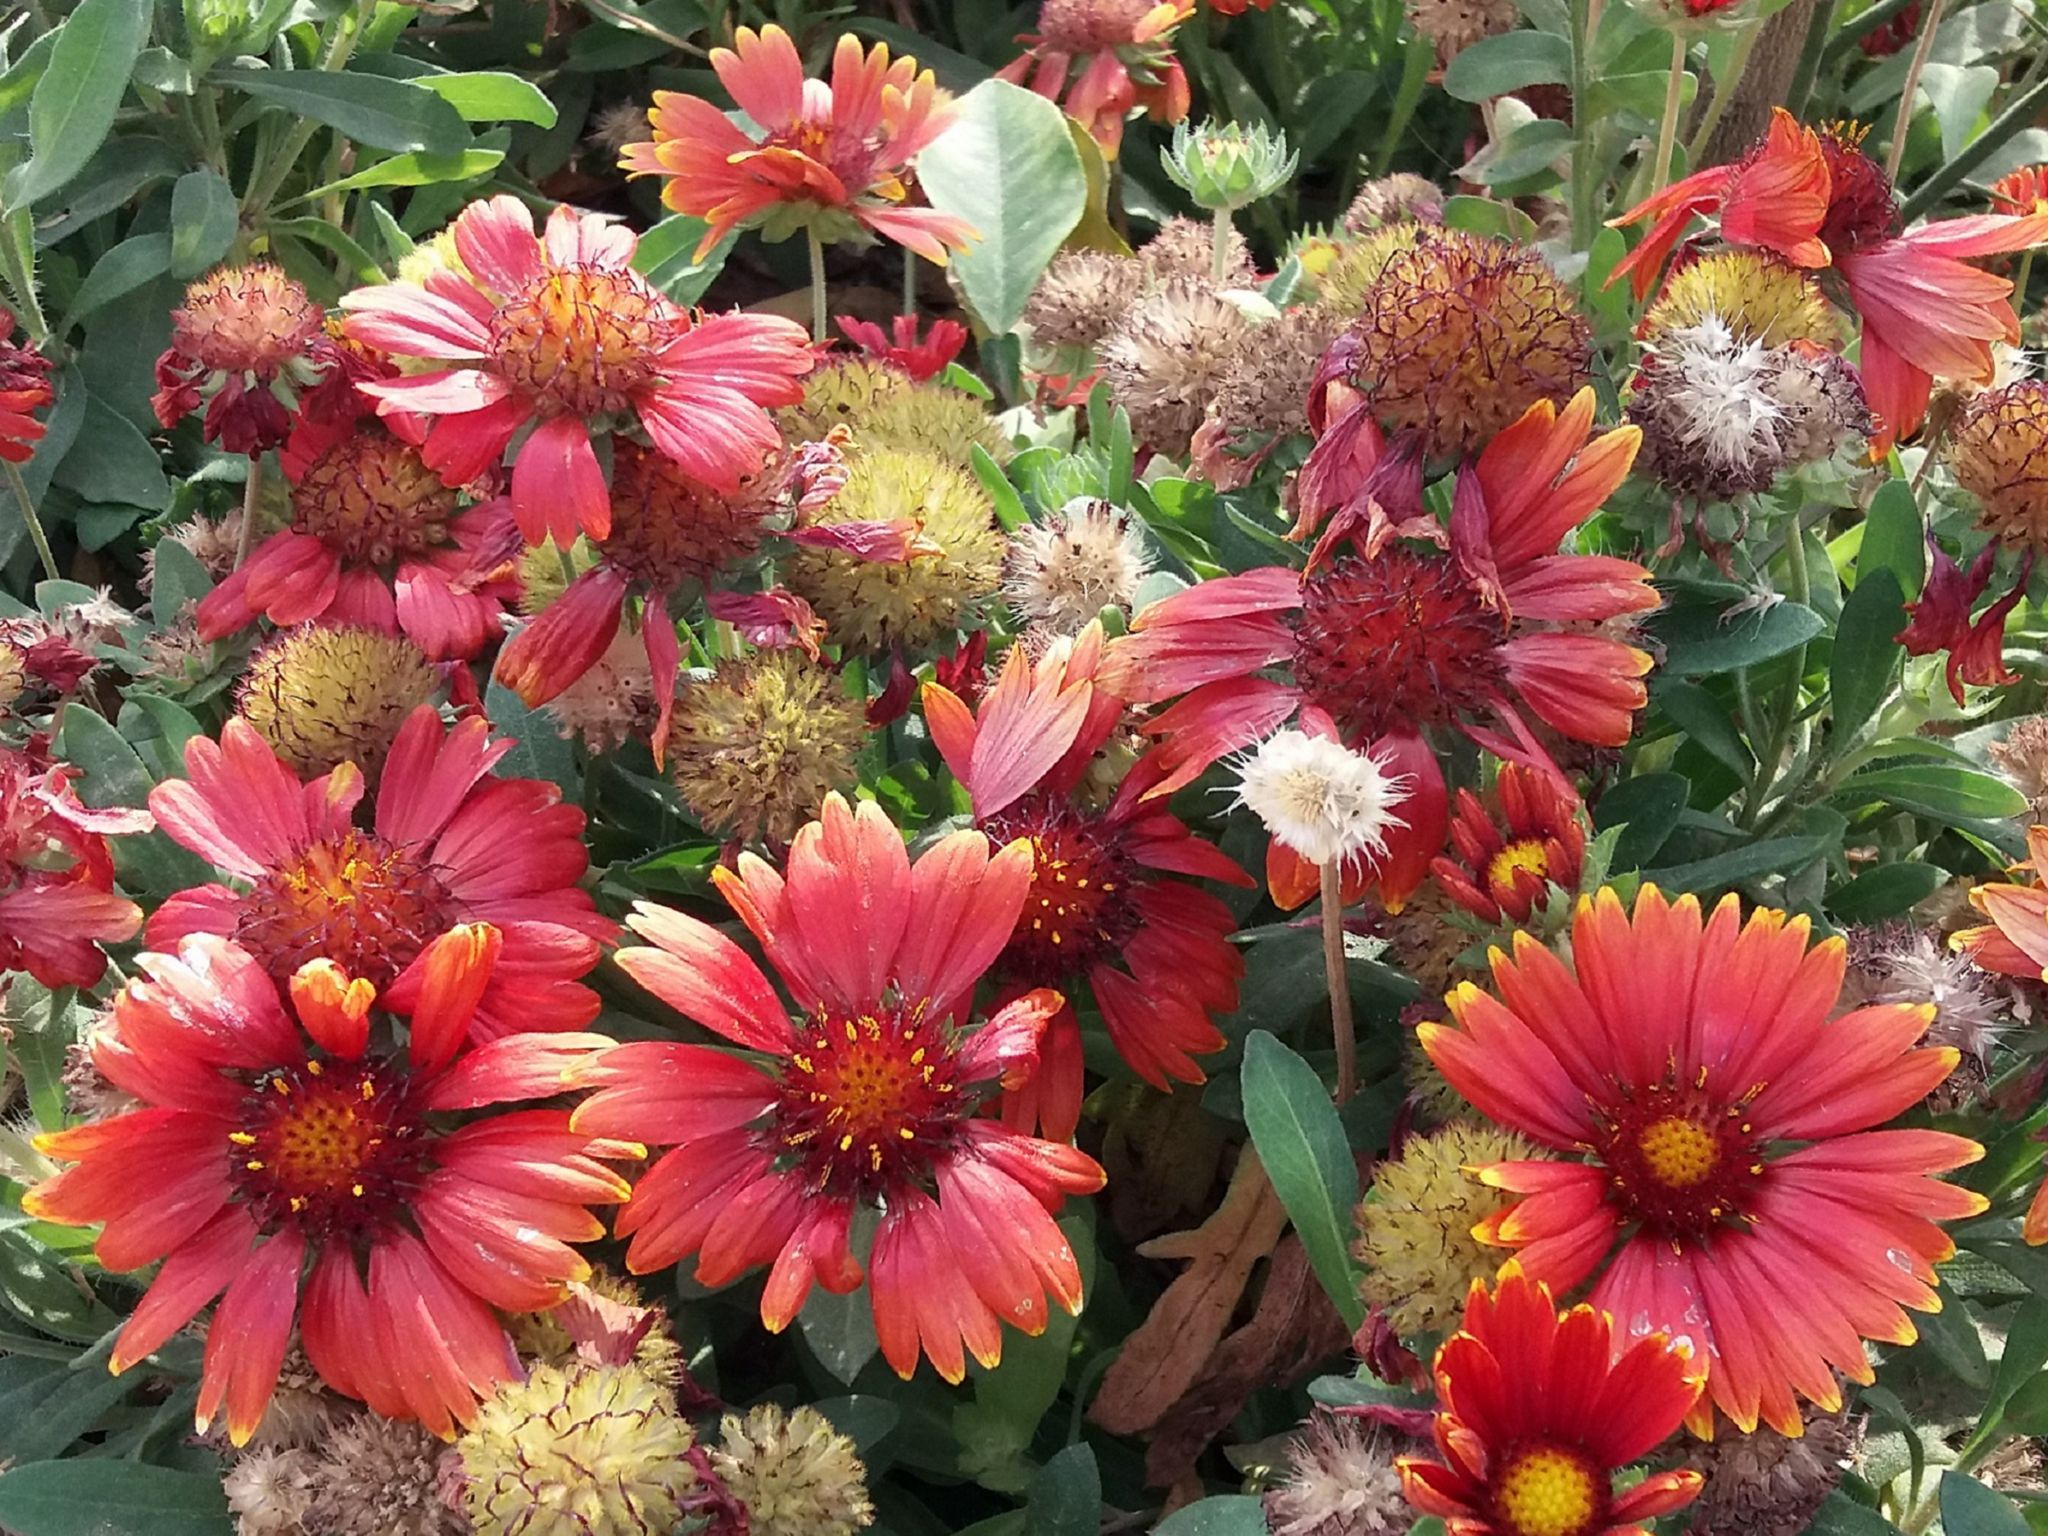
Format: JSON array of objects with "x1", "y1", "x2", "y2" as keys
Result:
[{"x1": 9, "y1": 9, "x2": 2048, "y2": 1533}]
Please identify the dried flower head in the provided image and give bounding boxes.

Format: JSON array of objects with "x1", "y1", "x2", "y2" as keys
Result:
[
  {"x1": 1144, "y1": 214, "x2": 1256, "y2": 285},
  {"x1": 1264, "y1": 1413, "x2": 1412, "y2": 1536},
  {"x1": 1003, "y1": 497, "x2": 1154, "y2": 634},
  {"x1": 302, "y1": 1414, "x2": 463, "y2": 1536},
  {"x1": 1340, "y1": 228, "x2": 1591, "y2": 459},
  {"x1": 1992, "y1": 716, "x2": 2048, "y2": 818},
  {"x1": 668, "y1": 651, "x2": 866, "y2": 844},
  {"x1": 146, "y1": 514, "x2": 245, "y2": 597},
  {"x1": 587, "y1": 100, "x2": 649, "y2": 157},
  {"x1": 1343, "y1": 175, "x2": 1447, "y2": 233},
  {"x1": 1234, "y1": 728, "x2": 1411, "y2": 871},
  {"x1": 1311, "y1": 222, "x2": 1428, "y2": 315},
  {"x1": 223, "y1": 1448, "x2": 316, "y2": 1536},
  {"x1": 236, "y1": 625, "x2": 439, "y2": 781},
  {"x1": 1353, "y1": 1120, "x2": 1540, "y2": 1336},
  {"x1": 1852, "y1": 925, "x2": 2008, "y2": 1065},
  {"x1": 1196, "y1": 304, "x2": 1348, "y2": 485},
  {"x1": 152, "y1": 264, "x2": 326, "y2": 455},
  {"x1": 1407, "y1": 0, "x2": 1517, "y2": 63},
  {"x1": 459, "y1": 1362, "x2": 697, "y2": 1536},
  {"x1": 1642, "y1": 249, "x2": 1840, "y2": 349},
  {"x1": 541, "y1": 628, "x2": 657, "y2": 754},
  {"x1": 711, "y1": 1404, "x2": 876, "y2": 1536},
  {"x1": 1678, "y1": 1409, "x2": 1855, "y2": 1536},
  {"x1": 1099, "y1": 278, "x2": 1256, "y2": 455},
  {"x1": 1951, "y1": 380, "x2": 2048, "y2": 550},
  {"x1": 1025, "y1": 249, "x2": 1149, "y2": 351},
  {"x1": 784, "y1": 448, "x2": 1004, "y2": 651}
]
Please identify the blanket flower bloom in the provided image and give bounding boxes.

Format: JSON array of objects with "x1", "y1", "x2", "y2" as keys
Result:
[
  {"x1": 923, "y1": 625, "x2": 1250, "y2": 1139},
  {"x1": 1422, "y1": 885, "x2": 1988, "y2": 1435},
  {"x1": 1100, "y1": 388, "x2": 1652, "y2": 905},
  {"x1": 340, "y1": 196, "x2": 813, "y2": 548},
  {"x1": 0, "y1": 744, "x2": 151, "y2": 987},
  {"x1": 23, "y1": 931, "x2": 625, "y2": 1443},
  {"x1": 1957, "y1": 825, "x2": 2048, "y2": 1242},
  {"x1": 147, "y1": 708, "x2": 612, "y2": 1040},
  {"x1": 574, "y1": 794, "x2": 1105, "y2": 1382},
  {"x1": 0, "y1": 308, "x2": 54, "y2": 465},
  {"x1": 838, "y1": 314, "x2": 970, "y2": 381},
  {"x1": 999, "y1": 0, "x2": 1195, "y2": 156},
  {"x1": 1431, "y1": 761, "x2": 1587, "y2": 925},
  {"x1": 152, "y1": 264, "x2": 328, "y2": 455},
  {"x1": 1399, "y1": 1265, "x2": 1706, "y2": 1536},
  {"x1": 198, "y1": 414, "x2": 513, "y2": 662},
  {"x1": 1611, "y1": 109, "x2": 2048, "y2": 452},
  {"x1": 624, "y1": 28, "x2": 976, "y2": 264}
]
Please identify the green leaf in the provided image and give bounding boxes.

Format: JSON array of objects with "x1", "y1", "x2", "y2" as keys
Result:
[
  {"x1": 1442, "y1": 30, "x2": 1574, "y2": 101},
  {"x1": 0, "y1": 1460, "x2": 232, "y2": 1536},
  {"x1": 1024, "y1": 1444, "x2": 1099, "y2": 1536},
  {"x1": 1152, "y1": 1496, "x2": 1270, "y2": 1535},
  {"x1": 57, "y1": 231, "x2": 171, "y2": 330},
  {"x1": 51, "y1": 391, "x2": 168, "y2": 511},
  {"x1": 1654, "y1": 680, "x2": 1752, "y2": 777},
  {"x1": 2, "y1": 0, "x2": 152, "y2": 206},
  {"x1": 1594, "y1": 772, "x2": 1689, "y2": 870},
  {"x1": 214, "y1": 65, "x2": 471, "y2": 154},
  {"x1": 918, "y1": 79, "x2": 1087, "y2": 335},
  {"x1": 1913, "y1": 1277, "x2": 1991, "y2": 1389},
  {"x1": 631, "y1": 214, "x2": 737, "y2": 307},
  {"x1": 1240, "y1": 1031, "x2": 1364, "y2": 1330},
  {"x1": 169, "y1": 169, "x2": 237, "y2": 279},
  {"x1": 1940, "y1": 1472, "x2": 2030, "y2": 1536},
  {"x1": 1976, "y1": 1295, "x2": 2048, "y2": 1445},
  {"x1": 293, "y1": 148, "x2": 503, "y2": 203},
  {"x1": 1805, "y1": 1492, "x2": 1907, "y2": 1535},
  {"x1": 1651, "y1": 601, "x2": 1826, "y2": 677},
  {"x1": 1830, "y1": 568, "x2": 1905, "y2": 745},
  {"x1": 412, "y1": 70, "x2": 557, "y2": 127},
  {"x1": 1473, "y1": 118, "x2": 1573, "y2": 185},
  {"x1": 263, "y1": 219, "x2": 385, "y2": 284},
  {"x1": 1834, "y1": 764, "x2": 2028, "y2": 822},
  {"x1": 1646, "y1": 835, "x2": 1828, "y2": 895},
  {"x1": 1861, "y1": 479, "x2": 1926, "y2": 598},
  {"x1": 0, "y1": 1231, "x2": 115, "y2": 1344},
  {"x1": 1827, "y1": 861, "x2": 1946, "y2": 921},
  {"x1": 0, "y1": 1355, "x2": 136, "y2": 1465},
  {"x1": 482, "y1": 680, "x2": 579, "y2": 796},
  {"x1": 798, "y1": 1282, "x2": 879, "y2": 1387}
]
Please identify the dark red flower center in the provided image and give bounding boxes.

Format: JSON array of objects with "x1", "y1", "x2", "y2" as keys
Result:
[
  {"x1": 1292, "y1": 549, "x2": 1508, "y2": 741},
  {"x1": 1816, "y1": 128, "x2": 1900, "y2": 254},
  {"x1": 293, "y1": 424, "x2": 459, "y2": 565},
  {"x1": 230, "y1": 1058, "x2": 429, "y2": 1239},
  {"x1": 1593, "y1": 1081, "x2": 1766, "y2": 1240},
  {"x1": 775, "y1": 1002, "x2": 969, "y2": 1200},
  {"x1": 237, "y1": 830, "x2": 454, "y2": 989},
  {"x1": 488, "y1": 266, "x2": 676, "y2": 418},
  {"x1": 603, "y1": 442, "x2": 770, "y2": 591},
  {"x1": 1489, "y1": 1442, "x2": 1610, "y2": 1536},
  {"x1": 980, "y1": 793, "x2": 1143, "y2": 983}
]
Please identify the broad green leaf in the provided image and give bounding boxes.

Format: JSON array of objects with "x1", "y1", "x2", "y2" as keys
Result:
[
  {"x1": 1442, "y1": 29, "x2": 1573, "y2": 101},
  {"x1": 482, "y1": 680, "x2": 580, "y2": 796},
  {"x1": 1834, "y1": 764, "x2": 2027, "y2": 822},
  {"x1": 1827, "y1": 861, "x2": 1945, "y2": 921},
  {"x1": 293, "y1": 148, "x2": 504, "y2": 203},
  {"x1": 1595, "y1": 772, "x2": 1689, "y2": 870},
  {"x1": 214, "y1": 65, "x2": 471, "y2": 155},
  {"x1": 0, "y1": 29, "x2": 60, "y2": 130},
  {"x1": 169, "y1": 169, "x2": 237, "y2": 278},
  {"x1": 413, "y1": 70, "x2": 557, "y2": 127},
  {"x1": 0, "y1": 1355, "x2": 135, "y2": 1465},
  {"x1": 1860, "y1": 479, "x2": 1926, "y2": 597},
  {"x1": 0, "y1": 1460, "x2": 232, "y2": 1536},
  {"x1": 1975, "y1": 1295, "x2": 2048, "y2": 1445},
  {"x1": 1805, "y1": 1492, "x2": 1907, "y2": 1535},
  {"x1": 1651, "y1": 600, "x2": 1826, "y2": 677},
  {"x1": 919, "y1": 79, "x2": 1086, "y2": 335},
  {"x1": 1023, "y1": 1443, "x2": 1098, "y2": 1536},
  {"x1": 1830, "y1": 568, "x2": 1905, "y2": 746},
  {"x1": 798, "y1": 1282, "x2": 879, "y2": 1387},
  {"x1": 1940, "y1": 1472, "x2": 2030, "y2": 1536},
  {"x1": 632, "y1": 214, "x2": 737, "y2": 307},
  {"x1": 51, "y1": 392, "x2": 168, "y2": 511},
  {"x1": 2, "y1": 0, "x2": 151, "y2": 206},
  {"x1": 1912, "y1": 1278, "x2": 1991, "y2": 1389},
  {"x1": 1654, "y1": 680, "x2": 1752, "y2": 777},
  {"x1": 1646, "y1": 835, "x2": 1828, "y2": 895},
  {"x1": 0, "y1": 1231, "x2": 115, "y2": 1343},
  {"x1": 263, "y1": 219, "x2": 385, "y2": 284},
  {"x1": 1153, "y1": 1497, "x2": 1271, "y2": 1535},
  {"x1": 57, "y1": 232, "x2": 170, "y2": 329},
  {"x1": 1472, "y1": 118, "x2": 1573, "y2": 185},
  {"x1": 1240, "y1": 1031, "x2": 1364, "y2": 1330}
]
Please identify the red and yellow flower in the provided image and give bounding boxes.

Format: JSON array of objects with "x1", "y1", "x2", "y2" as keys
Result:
[
  {"x1": 152, "y1": 264, "x2": 328, "y2": 456},
  {"x1": 1399, "y1": 1265, "x2": 1706, "y2": 1536},
  {"x1": 998, "y1": 0, "x2": 1195, "y2": 156},
  {"x1": 923, "y1": 625, "x2": 1250, "y2": 1139},
  {"x1": 1422, "y1": 885, "x2": 1988, "y2": 1435},
  {"x1": 572, "y1": 793, "x2": 1105, "y2": 1382},
  {"x1": 1992, "y1": 165, "x2": 2048, "y2": 216},
  {"x1": 624, "y1": 28, "x2": 977, "y2": 263},
  {"x1": 23, "y1": 931, "x2": 625, "y2": 1443},
  {"x1": 147, "y1": 708, "x2": 612, "y2": 1040},
  {"x1": 1431, "y1": 762, "x2": 1587, "y2": 926},
  {"x1": 340, "y1": 197, "x2": 813, "y2": 550},
  {"x1": 0, "y1": 309, "x2": 54, "y2": 465},
  {"x1": 1957, "y1": 827, "x2": 2048, "y2": 1242},
  {"x1": 0, "y1": 743, "x2": 151, "y2": 988},
  {"x1": 1612, "y1": 108, "x2": 2048, "y2": 452}
]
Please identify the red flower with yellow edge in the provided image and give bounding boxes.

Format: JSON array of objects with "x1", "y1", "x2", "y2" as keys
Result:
[
  {"x1": 340, "y1": 196, "x2": 814, "y2": 551},
  {"x1": 838, "y1": 314, "x2": 970, "y2": 381},
  {"x1": 1422, "y1": 885, "x2": 1988, "y2": 1436},
  {"x1": 146, "y1": 708, "x2": 612, "y2": 1040},
  {"x1": 0, "y1": 308, "x2": 54, "y2": 465},
  {"x1": 923, "y1": 624, "x2": 1250, "y2": 1140},
  {"x1": 998, "y1": 0, "x2": 1195, "y2": 157},
  {"x1": 1431, "y1": 761, "x2": 1587, "y2": 926},
  {"x1": 1399, "y1": 1264, "x2": 1706, "y2": 1536},
  {"x1": 0, "y1": 743, "x2": 151, "y2": 988},
  {"x1": 1098, "y1": 388, "x2": 1653, "y2": 907},
  {"x1": 624, "y1": 28, "x2": 976, "y2": 264},
  {"x1": 1993, "y1": 165, "x2": 2048, "y2": 216},
  {"x1": 152, "y1": 264, "x2": 327, "y2": 456},
  {"x1": 1611, "y1": 108, "x2": 2048, "y2": 453},
  {"x1": 571, "y1": 793, "x2": 1105, "y2": 1383},
  {"x1": 23, "y1": 930, "x2": 627, "y2": 1443}
]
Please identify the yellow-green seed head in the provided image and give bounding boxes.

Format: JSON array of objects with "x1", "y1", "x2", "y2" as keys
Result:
[
  {"x1": 669, "y1": 651, "x2": 867, "y2": 844},
  {"x1": 236, "y1": 624, "x2": 438, "y2": 780},
  {"x1": 779, "y1": 358, "x2": 1011, "y2": 465},
  {"x1": 711, "y1": 1404, "x2": 875, "y2": 1536},
  {"x1": 1642, "y1": 249, "x2": 1840, "y2": 349}
]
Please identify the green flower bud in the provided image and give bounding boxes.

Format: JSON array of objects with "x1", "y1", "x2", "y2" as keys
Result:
[{"x1": 1159, "y1": 120, "x2": 1298, "y2": 213}]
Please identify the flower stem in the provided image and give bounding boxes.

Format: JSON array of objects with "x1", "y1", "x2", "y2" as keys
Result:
[
  {"x1": 240, "y1": 0, "x2": 372, "y2": 218},
  {"x1": 1320, "y1": 860, "x2": 1356, "y2": 1104},
  {"x1": 235, "y1": 458, "x2": 263, "y2": 571},
  {"x1": 1649, "y1": 30, "x2": 1688, "y2": 197},
  {"x1": 806, "y1": 229, "x2": 829, "y2": 345},
  {"x1": 1685, "y1": 15, "x2": 1762, "y2": 165},
  {"x1": 553, "y1": 539, "x2": 579, "y2": 593},
  {"x1": 902, "y1": 246, "x2": 918, "y2": 321},
  {"x1": 2, "y1": 458, "x2": 58, "y2": 584},
  {"x1": 1885, "y1": 0, "x2": 1950, "y2": 182},
  {"x1": 1210, "y1": 207, "x2": 1233, "y2": 284},
  {"x1": 2017, "y1": 249, "x2": 2036, "y2": 325},
  {"x1": 1568, "y1": 0, "x2": 1608, "y2": 251}
]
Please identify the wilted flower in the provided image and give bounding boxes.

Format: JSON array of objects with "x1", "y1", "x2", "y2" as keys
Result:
[
  {"x1": 1951, "y1": 380, "x2": 2048, "y2": 550},
  {"x1": 784, "y1": 447, "x2": 1004, "y2": 651},
  {"x1": 1677, "y1": 1410, "x2": 1855, "y2": 1536},
  {"x1": 153, "y1": 265, "x2": 327, "y2": 455},
  {"x1": 1000, "y1": 0, "x2": 1195, "y2": 155},
  {"x1": 625, "y1": 27, "x2": 975, "y2": 263},
  {"x1": 1407, "y1": 0, "x2": 1517, "y2": 64},
  {"x1": 1160, "y1": 119, "x2": 1298, "y2": 212},
  {"x1": 1264, "y1": 1413, "x2": 1412, "y2": 1536},
  {"x1": 1194, "y1": 304, "x2": 1348, "y2": 487},
  {"x1": 222, "y1": 1448, "x2": 316, "y2": 1536},
  {"x1": 1343, "y1": 175, "x2": 1446, "y2": 233},
  {"x1": 1025, "y1": 249, "x2": 1149, "y2": 350},
  {"x1": 0, "y1": 308, "x2": 54, "y2": 465},
  {"x1": 301, "y1": 1414, "x2": 462, "y2": 1536},
  {"x1": 0, "y1": 746, "x2": 150, "y2": 988},
  {"x1": 667, "y1": 651, "x2": 867, "y2": 844},
  {"x1": 711, "y1": 1404, "x2": 876, "y2": 1536},
  {"x1": 459, "y1": 1362, "x2": 697, "y2": 1535},
  {"x1": 1003, "y1": 497, "x2": 1153, "y2": 634},
  {"x1": 1430, "y1": 762, "x2": 1587, "y2": 925},
  {"x1": 1144, "y1": 213, "x2": 1255, "y2": 284},
  {"x1": 236, "y1": 625, "x2": 439, "y2": 782},
  {"x1": 1353, "y1": 1121, "x2": 1539, "y2": 1336},
  {"x1": 1851, "y1": 925, "x2": 2007, "y2": 1066},
  {"x1": 1992, "y1": 715, "x2": 2048, "y2": 818},
  {"x1": 1897, "y1": 540, "x2": 2028, "y2": 704},
  {"x1": 541, "y1": 628, "x2": 658, "y2": 753},
  {"x1": 147, "y1": 513, "x2": 246, "y2": 593},
  {"x1": 1099, "y1": 279, "x2": 1255, "y2": 455},
  {"x1": 1235, "y1": 728, "x2": 1411, "y2": 872}
]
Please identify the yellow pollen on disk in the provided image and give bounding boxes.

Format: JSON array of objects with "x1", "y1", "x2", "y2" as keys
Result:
[
  {"x1": 1484, "y1": 838, "x2": 1550, "y2": 891},
  {"x1": 1496, "y1": 1446, "x2": 1599, "y2": 1536},
  {"x1": 1638, "y1": 1115, "x2": 1719, "y2": 1190}
]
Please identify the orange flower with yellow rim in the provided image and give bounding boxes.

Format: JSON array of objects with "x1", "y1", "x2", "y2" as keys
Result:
[
  {"x1": 1422, "y1": 885, "x2": 1988, "y2": 1436},
  {"x1": 1399, "y1": 1265, "x2": 1705, "y2": 1536}
]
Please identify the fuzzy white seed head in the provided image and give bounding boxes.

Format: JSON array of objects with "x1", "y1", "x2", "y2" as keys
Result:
[
  {"x1": 1233, "y1": 729, "x2": 1410, "y2": 869},
  {"x1": 1002, "y1": 496, "x2": 1154, "y2": 635},
  {"x1": 1660, "y1": 317, "x2": 1785, "y2": 473}
]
